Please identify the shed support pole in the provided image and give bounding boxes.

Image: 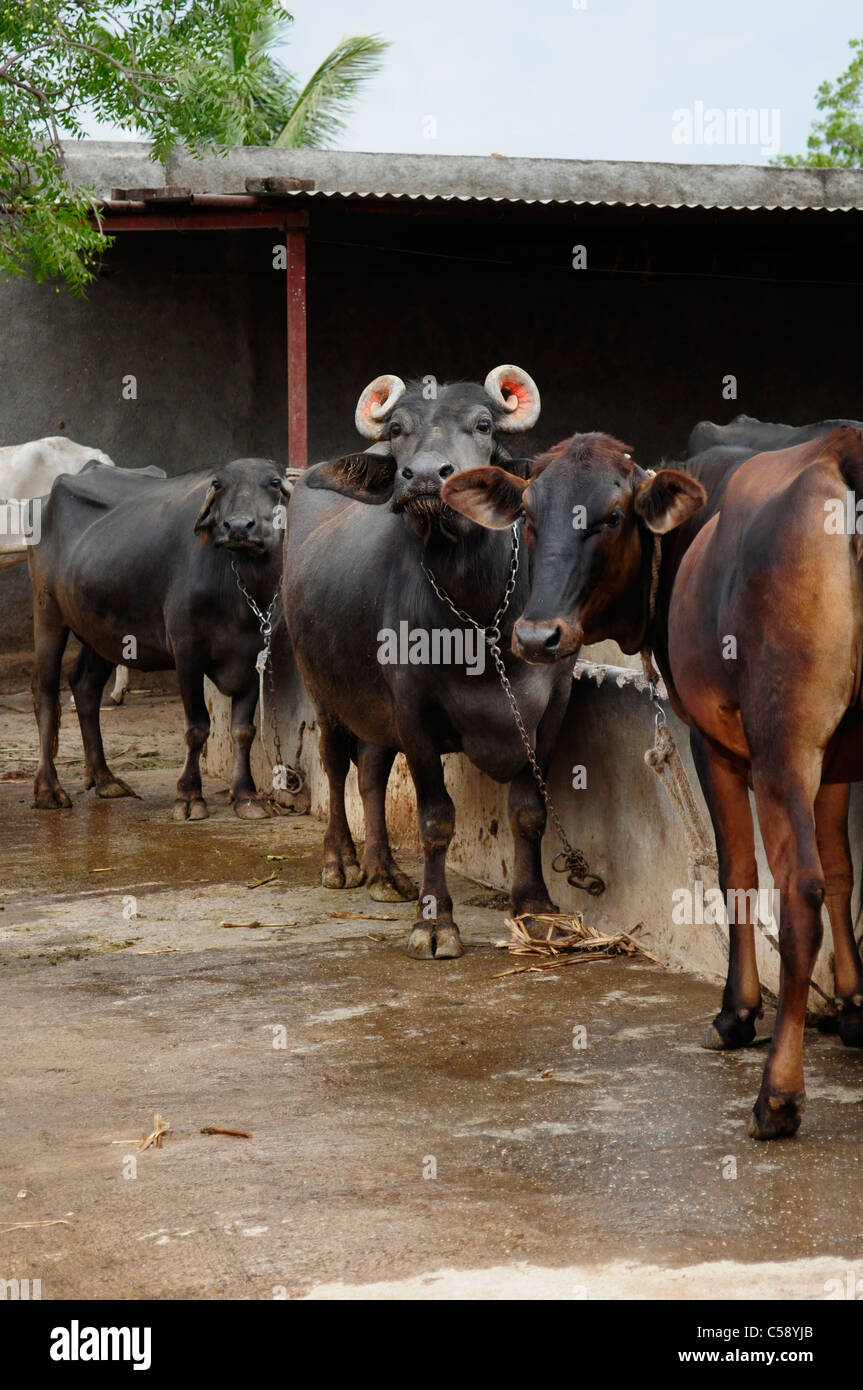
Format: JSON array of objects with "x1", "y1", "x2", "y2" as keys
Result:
[{"x1": 286, "y1": 225, "x2": 308, "y2": 467}]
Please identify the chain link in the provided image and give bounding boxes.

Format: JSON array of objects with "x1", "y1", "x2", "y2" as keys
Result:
[
  {"x1": 230, "y1": 561, "x2": 305, "y2": 797},
  {"x1": 421, "y1": 524, "x2": 605, "y2": 897}
]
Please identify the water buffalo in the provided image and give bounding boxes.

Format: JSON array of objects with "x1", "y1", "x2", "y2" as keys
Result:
[
  {"x1": 1, "y1": 439, "x2": 130, "y2": 704},
  {"x1": 443, "y1": 427, "x2": 863, "y2": 1139},
  {"x1": 283, "y1": 366, "x2": 576, "y2": 960},
  {"x1": 29, "y1": 457, "x2": 291, "y2": 820},
  {"x1": 688, "y1": 412, "x2": 863, "y2": 457}
]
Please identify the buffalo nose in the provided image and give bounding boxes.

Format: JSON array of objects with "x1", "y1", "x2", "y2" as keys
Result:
[
  {"x1": 223, "y1": 515, "x2": 257, "y2": 539},
  {"x1": 401, "y1": 452, "x2": 455, "y2": 484},
  {"x1": 514, "y1": 619, "x2": 563, "y2": 662}
]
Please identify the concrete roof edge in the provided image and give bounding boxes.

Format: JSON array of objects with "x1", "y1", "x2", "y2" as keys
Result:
[{"x1": 59, "y1": 141, "x2": 863, "y2": 212}]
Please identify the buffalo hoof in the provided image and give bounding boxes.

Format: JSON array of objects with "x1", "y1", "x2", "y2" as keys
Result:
[
  {"x1": 408, "y1": 924, "x2": 464, "y2": 960},
  {"x1": 512, "y1": 896, "x2": 560, "y2": 918},
  {"x1": 747, "y1": 1090, "x2": 805, "y2": 1141},
  {"x1": 836, "y1": 995, "x2": 863, "y2": 1048},
  {"x1": 95, "y1": 777, "x2": 139, "y2": 800},
  {"x1": 234, "y1": 796, "x2": 273, "y2": 820},
  {"x1": 368, "y1": 870, "x2": 418, "y2": 902},
  {"x1": 33, "y1": 784, "x2": 72, "y2": 810},
  {"x1": 322, "y1": 861, "x2": 365, "y2": 889},
  {"x1": 171, "y1": 796, "x2": 208, "y2": 822},
  {"x1": 702, "y1": 1005, "x2": 761, "y2": 1051}
]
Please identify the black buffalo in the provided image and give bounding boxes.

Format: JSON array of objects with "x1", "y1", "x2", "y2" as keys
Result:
[
  {"x1": 283, "y1": 365, "x2": 576, "y2": 960},
  {"x1": 29, "y1": 458, "x2": 291, "y2": 819},
  {"x1": 688, "y1": 412, "x2": 863, "y2": 457}
]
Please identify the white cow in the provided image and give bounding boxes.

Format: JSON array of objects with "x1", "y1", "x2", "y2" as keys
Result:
[{"x1": 0, "y1": 437, "x2": 129, "y2": 704}]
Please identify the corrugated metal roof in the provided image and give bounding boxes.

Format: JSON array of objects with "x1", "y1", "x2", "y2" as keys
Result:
[{"x1": 62, "y1": 142, "x2": 863, "y2": 214}]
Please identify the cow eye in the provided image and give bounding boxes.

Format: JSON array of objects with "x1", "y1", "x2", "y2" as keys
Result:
[
  {"x1": 389, "y1": 422, "x2": 402, "y2": 438},
  {"x1": 604, "y1": 508, "x2": 623, "y2": 529},
  {"x1": 476, "y1": 418, "x2": 491, "y2": 433}
]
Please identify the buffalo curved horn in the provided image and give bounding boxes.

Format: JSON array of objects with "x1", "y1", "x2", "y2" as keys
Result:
[
  {"x1": 193, "y1": 484, "x2": 217, "y2": 533},
  {"x1": 484, "y1": 365, "x2": 541, "y2": 432},
  {"x1": 355, "y1": 374, "x2": 407, "y2": 440}
]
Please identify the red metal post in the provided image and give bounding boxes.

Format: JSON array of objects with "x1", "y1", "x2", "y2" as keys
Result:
[{"x1": 285, "y1": 226, "x2": 308, "y2": 467}]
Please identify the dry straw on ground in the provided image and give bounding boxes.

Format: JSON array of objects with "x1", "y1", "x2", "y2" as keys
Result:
[{"x1": 492, "y1": 912, "x2": 662, "y2": 977}]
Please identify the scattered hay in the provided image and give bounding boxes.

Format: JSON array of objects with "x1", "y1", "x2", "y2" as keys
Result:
[
  {"x1": 326, "y1": 912, "x2": 400, "y2": 921},
  {"x1": 200, "y1": 1126, "x2": 251, "y2": 1139},
  {"x1": 492, "y1": 913, "x2": 662, "y2": 978},
  {"x1": 219, "y1": 919, "x2": 295, "y2": 929},
  {"x1": 135, "y1": 1113, "x2": 170, "y2": 1152},
  {"x1": 0, "y1": 1218, "x2": 71, "y2": 1233},
  {"x1": 246, "y1": 872, "x2": 278, "y2": 889}
]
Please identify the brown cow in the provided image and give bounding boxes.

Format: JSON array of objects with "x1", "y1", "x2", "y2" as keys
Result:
[{"x1": 442, "y1": 428, "x2": 863, "y2": 1139}]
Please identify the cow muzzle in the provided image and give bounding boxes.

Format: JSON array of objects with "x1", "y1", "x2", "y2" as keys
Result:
[
  {"x1": 397, "y1": 451, "x2": 455, "y2": 497},
  {"x1": 513, "y1": 616, "x2": 582, "y2": 663},
  {"x1": 216, "y1": 516, "x2": 267, "y2": 552}
]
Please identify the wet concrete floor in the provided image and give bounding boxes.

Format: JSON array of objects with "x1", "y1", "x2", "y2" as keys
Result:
[{"x1": 1, "y1": 694, "x2": 862, "y2": 1299}]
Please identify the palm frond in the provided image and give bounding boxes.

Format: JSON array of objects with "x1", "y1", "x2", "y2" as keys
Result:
[{"x1": 274, "y1": 33, "x2": 389, "y2": 149}]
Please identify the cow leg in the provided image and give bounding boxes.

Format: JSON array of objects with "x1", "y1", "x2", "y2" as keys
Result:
[
  {"x1": 319, "y1": 717, "x2": 364, "y2": 888},
  {"x1": 230, "y1": 681, "x2": 285, "y2": 819},
  {"x1": 508, "y1": 766, "x2": 558, "y2": 916},
  {"x1": 403, "y1": 739, "x2": 461, "y2": 960},
  {"x1": 814, "y1": 782, "x2": 863, "y2": 1046},
  {"x1": 108, "y1": 664, "x2": 130, "y2": 706},
  {"x1": 70, "y1": 644, "x2": 138, "y2": 799},
  {"x1": 172, "y1": 665, "x2": 210, "y2": 822},
  {"x1": 748, "y1": 763, "x2": 824, "y2": 1140},
  {"x1": 32, "y1": 612, "x2": 72, "y2": 810},
  {"x1": 691, "y1": 730, "x2": 762, "y2": 1051},
  {"x1": 357, "y1": 742, "x2": 417, "y2": 901}
]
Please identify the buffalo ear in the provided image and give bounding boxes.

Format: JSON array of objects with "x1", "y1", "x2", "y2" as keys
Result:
[
  {"x1": 441, "y1": 465, "x2": 527, "y2": 530},
  {"x1": 634, "y1": 468, "x2": 706, "y2": 534},
  {"x1": 193, "y1": 485, "x2": 218, "y2": 534},
  {"x1": 305, "y1": 451, "x2": 396, "y2": 505}
]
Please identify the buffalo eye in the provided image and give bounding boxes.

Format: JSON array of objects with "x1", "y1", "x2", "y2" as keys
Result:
[
  {"x1": 475, "y1": 418, "x2": 492, "y2": 434},
  {"x1": 210, "y1": 479, "x2": 223, "y2": 490},
  {"x1": 389, "y1": 421, "x2": 402, "y2": 438},
  {"x1": 270, "y1": 476, "x2": 281, "y2": 488}
]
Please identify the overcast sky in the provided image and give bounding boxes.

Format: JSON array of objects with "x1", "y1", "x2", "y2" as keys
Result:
[{"x1": 269, "y1": 0, "x2": 858, "y2": 164}]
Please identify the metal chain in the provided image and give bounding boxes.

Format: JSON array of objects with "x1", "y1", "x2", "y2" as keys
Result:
[
  {"x1": 230, "y1": 561, "x2": 305, "y2": 797},
  {"x1": 230, "y1": 559, "x2": 280, "y2": 638},
  {"x1": 421, "y1": 524, "x2": 605, "y2": 897}
]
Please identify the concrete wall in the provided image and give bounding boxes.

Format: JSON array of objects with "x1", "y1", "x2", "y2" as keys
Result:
[{"x1": 202, "y1": 626, "x2": 860, "y2": 1004}]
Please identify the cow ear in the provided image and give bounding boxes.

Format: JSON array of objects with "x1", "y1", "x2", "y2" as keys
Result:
[
  {"x1": 441, "y1": 465, "x2": 527, "y2": 529},
  {"x1": 305, "y1": 451, "x2": 396, "y2": 504},
  {"x1": 193, "y1": 485, "x2": 218, "y2": 534},
  {"x1": 634, "y1": 468, "x2": 706, "y2": 534}
]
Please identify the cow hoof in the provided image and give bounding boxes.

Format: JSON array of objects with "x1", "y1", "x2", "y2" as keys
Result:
[
  {"x1": 33, "y1": 785, "x2": 72, "y2": 810},
  {"x1": 747, "y1": 1091, "x2": 805, "y2": 1141},
  {"x1": 408, "y1": 925, "x2": 436, "y2": 959},
  {"x1": 836, "y1": 996, "x2": 863, "y2": 1048},
  {"x1": 171, "y1": 796, "x2": 208, "y2": 821},
  {"x1": 702, "y1": 1005, "x2": 760, "y2": 1051},
  {"x1": 433, "y1": 926, "x2": 464, "y2": 959},
  {"x1": 234, "y1": 797, "x2": 270, "y2": 820},
  {"x1": 512, "y1": 897, "x2": 560, "y2": 917},
  {"x1": 322, "y1": 862, "x2": 365, "y2": 889},
  {"x1": 368, "y1": 871, "x2": 418, "y2": 902},
  {"x1": 96, "y1": 777, "x2": 138, "y2": 800},
  {"x1": 408, "y1": 924, "x2": 464, "y2": 959}
]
